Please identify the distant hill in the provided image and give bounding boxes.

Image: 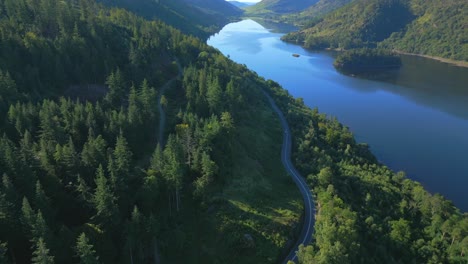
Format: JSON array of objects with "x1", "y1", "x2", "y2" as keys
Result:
[
  {"x1": 246, "y1": 0, "x2": 319, "y2": 14},
  {"x1": 97, "y1": 0, "x2": 242, "y2": 38},
  {"x1": 300, "y1": 0, "x2": 353, "y2": 18},
  {"x1": 228, "y1": 1, "x2": 255, "y2": 8},
  {"x1": 281, "y1": 0, "x2": 353, "y2": 28},
  {"x1": 283, "y1": 0, "x2": 468, "y2": 61}
]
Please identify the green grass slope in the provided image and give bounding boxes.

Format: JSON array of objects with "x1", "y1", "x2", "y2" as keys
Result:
[{"x1": 283, "y1": 0, "x2": 468, "y2": 61}]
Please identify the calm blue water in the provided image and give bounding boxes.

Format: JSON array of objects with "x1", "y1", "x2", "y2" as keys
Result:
[{"x1": 208, "y1": 19, "x2": 468, "y2": 211}]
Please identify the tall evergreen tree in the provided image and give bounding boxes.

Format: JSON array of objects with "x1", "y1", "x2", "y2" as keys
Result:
[
  {"x1": 21, "y1": 197, "x2": 35, "y2": 232},
  {"x1": 75, "y1": 233, "x2": 99, "y2": 264},
  {"x1": 93, "y1": 165, "x2": 118, "y2": 229},
  {"x1": 34, "y1": 181, "x2": 53, "y2": 224},
  {"x1": 105, "y1": 69, "x2": 126, "y2": 108},
  {"x1": 109, "y1": 132, "x2": 132, "y2": 196},
  {"x1": 31, "y1": 238, "x2": 54, "y2": 264}
]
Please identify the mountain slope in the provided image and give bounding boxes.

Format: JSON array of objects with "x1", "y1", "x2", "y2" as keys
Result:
[
  {"x1": 301, "y1": 0, "x2": 353, "y2": 17},
  {"x1": 228, "y1": 1, "x2": 256, "y2": 8},
  {"x1": 381, "y1": 0, "x2": 468, "y2": 61},
  {"x1": 281, "y1": 0, "x2": 354, "y2": 28},
  {"x1": 283, "y1": 0, "x2": 468, "y2": 61},
  {"x1": 247, "y1": 0, "x2": 319, "y2": 14},
  {"x1": 97, "y1": 0, "x2": 242, "y2": 37}
]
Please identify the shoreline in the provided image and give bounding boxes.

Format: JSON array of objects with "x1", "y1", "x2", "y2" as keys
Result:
[
  {"x1": 391, "y1": 50, "x2": 468, "y2": 68},
  {"x1": 324, "y1": 47, "x2": 468, "y2": 68},
  {"x1": 281, "y1": 39, "x2": 468, "y2": 68}
]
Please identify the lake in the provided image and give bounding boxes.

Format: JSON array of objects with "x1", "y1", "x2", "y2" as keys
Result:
[{"x1": 207, "y1": 19, "x2": 468, "y2": 211}]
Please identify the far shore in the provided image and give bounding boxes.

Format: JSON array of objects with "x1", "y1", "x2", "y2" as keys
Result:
[
  {"x1": 275, "y1": 22, "x2": 468, "y2": 68},
  {"x1": 393, "y1": 50, "x2": 468, "y2": 68}
]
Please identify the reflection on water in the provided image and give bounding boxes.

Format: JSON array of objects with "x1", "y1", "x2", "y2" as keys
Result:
[
  {"x1": 379, "y1": 55, "x2": 468, "y2": 120},
  {"x1": 208, "y1": 19, "x2": 468, "y2": 211}
]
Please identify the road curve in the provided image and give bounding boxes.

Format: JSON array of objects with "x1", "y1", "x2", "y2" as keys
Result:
[{"x1": 262, "y1": 91, "x2": 315, "y2": 264}]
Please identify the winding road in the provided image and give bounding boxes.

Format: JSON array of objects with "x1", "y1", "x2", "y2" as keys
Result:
[{"x1": 262, "y1": 91, "x2": 315, "y2": 264}]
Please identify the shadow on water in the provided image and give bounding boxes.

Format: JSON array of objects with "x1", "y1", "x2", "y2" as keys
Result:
[
  {"x1": 249, "y1": 18, "x2": 299, "y2": 34},
  {"x1": 318, "y1": 52, "x2": 468, "y2": 120}
]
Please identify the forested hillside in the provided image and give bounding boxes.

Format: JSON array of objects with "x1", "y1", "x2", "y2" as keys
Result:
[
  {"x1": 265, "y1": 83, "x2": 467, "y2": 264},
  {"x1": 0, "y1": 0, "x2": 466, "y2": 263},
  {"x1": 300, "y1": 0, "x2": 352, "y2": 18},
  {"x1": 288, "y1": 0, "x2": 353, "y2": 28},
  {"x1": 283, "y1": 0, "x2": 468, "y2": 61},
  {"x1": 246, "y1": 0, "x2": 318, "y2": 15},
  {"x1": 0, "y1": 0, "x2": 301, "y2": 263},
  {"x1": 97, "y1": 0, "x2": 242, "y2": 38}
]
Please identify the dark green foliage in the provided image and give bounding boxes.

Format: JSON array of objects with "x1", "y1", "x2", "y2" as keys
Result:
[
  {"x1": 92, "y1": 165, "x2": 119, "y2": 229},
  {"x1": 31, "y1": 238, "x2": 54, "y2": 264},
  {"x1": 0, "y1": 242, "x2": 9, "y2": 264},
  {"x1": 75, "y1": 233, "x2": 99, "y2": 264},
  {"x1": 333, "y1": 48, "x2": 402, "y2": 74}
]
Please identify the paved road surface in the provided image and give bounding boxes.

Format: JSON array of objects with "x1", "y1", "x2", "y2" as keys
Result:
[{"x1": 262, "y1": 91, "x2": 315, "y2": 264}]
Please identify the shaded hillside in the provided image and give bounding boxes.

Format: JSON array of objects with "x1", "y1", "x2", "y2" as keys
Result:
[
  {"x1": 381, "y1": 0, "x2": 468, "y2": 61},
  {"x1": 283, "y1": 0, "x2": 414, "y2": 48},
  {"x1": 228, "y1": 1, "x2": 256, "y2": 8},
  {"x1": 291, "y1": 0, "x2": 353, "y2": 27},
  {"x1": 97, "y1": 0, "x2": 242, "y2": 38},
  {"x1": 246, "y1": 0, "x2": 319, "y2": 15},
  {"x1": 283, "y1": 0, "x2": 468, "y2": 61}
]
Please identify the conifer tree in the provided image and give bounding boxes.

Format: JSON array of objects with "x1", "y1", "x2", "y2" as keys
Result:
[
  {"x1": 93, "y1": 165, "x2": 118, "y2": 229},
  {"x1": 81, "y1": 129, "x2": 107, "y2": 177},
  {"x1": 31, "y1": 238, "x2": 54, "y2": 264},
  {"x1": 109, "y1": 133, "x2": 132, "y2": 196},
  {"x1": 21, "y1": 197, "x2": 35, "y2": 231},
  {"x1": 75, "y1": 233, "x2": 99, "y2": 264},
  {"x1": 105, "y1": 69, "x2": 126, "y2": 107},
  {"x1": 34, "y1": 181, "x2": 53, "y2": 224}
]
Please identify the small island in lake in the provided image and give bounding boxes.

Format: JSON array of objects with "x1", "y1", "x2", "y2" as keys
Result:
[
  {"x1": 334, "y1": 48, "x2": 402, "y2": 75},
  {"x1": 292, "y1": 53, "x2": 300, "y2": 57}
]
